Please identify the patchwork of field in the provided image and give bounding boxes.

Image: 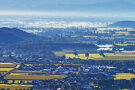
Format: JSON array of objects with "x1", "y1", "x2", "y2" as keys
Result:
[
  {"x1": 0, "y1": 84, "x2": 33, "y2": 89},
  {"x1": 0, "y1": 63, "x2": 21, "y2": 76},
  {"x1": 114, "y1": 73, "x2": 135, "y2": 80},
  {"x1": 0, "y1": 63, "x2": 80, "y2": 89},
  {"x1": 5, "y1": 75, "x2": 67, "y2": 80},
  {"x1": 54, "y1": 51, "x2": 135, "y2": 60}
]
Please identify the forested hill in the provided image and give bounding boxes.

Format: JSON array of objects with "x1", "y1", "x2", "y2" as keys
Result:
[
  {"x1": 109, "y1": 21, "x2": 135, "y2": 28},
  {"x1": 0, "y1": 27, "x2": 36, "y2": 44}
]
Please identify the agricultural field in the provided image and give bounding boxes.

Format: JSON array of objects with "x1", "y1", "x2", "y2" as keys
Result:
[
  {"x1": 0, "y1": 63, "x2": 20, "y2": 76},
  {"x1": 54, "y1": 50, "x2": 74, "y2": 57},
  {"x1": 13, "y1": 70, "x2": 51, "y2": 75},
  {"x1": 53, "y1": 64, "x2": 81, "y2": 66},
  {"x1": 116, "y1": 44, "x2": 135, "y2": 46},
  {"x1": 99, "y1": 53, "x2": 135, "y2": 60},
  {"x1": 0, "y1": 63, "x2": 16, "y2": 68},
  {"x1": 65, "y1": 53, "x2": 103, "y2": 60},
  {"x1": 0, "y1": 68, "x2": 14, "y2": 72},
  {"x1": 8, "y1": 80, "x2": 32, "y2": 84},
  {"x1": 55, "y1": 50, "x2": 135, "y2": 60},
  {"x1": 122, "y1": 51, "x2": 135, "y2": 54},
  {"x1": 5, "y1": 75, "x2": 67, "y2": 80},
  {"x1": 0, "y1": 84, "x2": 33, "y2": 89},
  {"x1": 114, "y1": 73, "x2": 135, "y2": 80}
]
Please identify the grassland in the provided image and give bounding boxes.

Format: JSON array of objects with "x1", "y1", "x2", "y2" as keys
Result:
[{"x1": 114, "y1": 73, "x2": 135, "y2": 80}]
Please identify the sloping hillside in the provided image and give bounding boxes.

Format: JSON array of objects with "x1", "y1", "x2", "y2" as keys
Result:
[
  {"x1": 0, "y1": 27, "x2": 36, "y2": 43},
  {"x1": 109, "y1": 21, "x2": 135, "y2": 28}
]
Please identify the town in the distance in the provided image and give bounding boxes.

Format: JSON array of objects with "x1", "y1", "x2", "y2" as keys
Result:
[{"x1": 0, "y1": 16, "x2": 135, "y2": 90}]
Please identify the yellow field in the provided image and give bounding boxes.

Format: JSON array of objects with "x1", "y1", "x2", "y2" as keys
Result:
[
  {"x1": 65, "y1": 52, "x2": 135, "y2": 60},
  {"x1": 54, "y1": 64, "x2": 81, "y2": 66},
  {"x1": 122, "y1": 51, "x2": 135, "y2": 53},
  {"x1": 55, "y1": 50, "x2": 135, "y2": 60},
  {"x1": 0, "y1": 68, "x2": 14, "y2": 71},
  {"x1": 13, "y1": 70, "x2": 49, "y2": 74},
  {"x1": 54, "y1": 50, "x2": 74, "y2": 57},
  {"x1": 115, "y1": 32, "x2": 129, "y2": 35},
  {"x1": 15, "y1": 64, "x2": 21, "y2": 69},
  {"x1": 116, "y1": 44, "x2": 135, "y2": 46},
  {"x1": 54, "y1": 51, "x2": 65, "y2": 56},
  {"x1": 0, "y1": 84, "x2": 33, "y2": 89},
  {"x1": 10, "y1": 73, "x2": 30, "y2": 75},
  {"x1": 83, "y1": 36, "x2": 97, "y2": 38},
  {"x1": 0, "y1": 63, "x2": 16, "y2": 68},
  {"x1": 65, "y1": 53, "x2": 103, "y2": 60},
  {"x1": 5, "y1": 75, "x2": 67, "y2": 80},
  {"x1": 100, "y1": 53, "x2": 135, "y2": 60},
  {"x1": 114, "y1": 73, "x2": 135, "y2": 80},
  {"x1": 8, "y1": 80, "x2": 32, "y2": 84},
  {"x1": 25, "y1": 64, "x2": 33, "y2": 66}
]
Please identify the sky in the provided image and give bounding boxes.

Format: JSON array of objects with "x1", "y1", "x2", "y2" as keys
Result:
[{"x1": 0, "y1": 0, "x2": 134, "y2": 17}]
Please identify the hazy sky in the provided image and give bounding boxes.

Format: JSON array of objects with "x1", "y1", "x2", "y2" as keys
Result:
[{"x1": 0, "y1": 0, "x2": 134, "y2": 17}]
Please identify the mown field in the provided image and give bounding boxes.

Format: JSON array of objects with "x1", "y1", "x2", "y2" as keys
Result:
[
  {"x1": 0, "y1": 63, "x2": 16, "y2": 68},
  {"x1": 8, "y1": 80, "x2": 32, "y2": 84},
  {"x1": 0, "y1": 84, "x2": 33, "y2": 89},
  {"x1": 114, "y1": 73, "x2": 135, "y2": 80},
  {"x1": 65, "y1": 53, "x2": 102, "y2": 60},
  {"x1": 5, "y1": 75, "x2": 67, "y2": 80},
  {"x1": 12, "y1": 70, "x2": 51, "y2": 75},
  {"x1": 0, "y1": 63, "x2": 20, "y2": 76},
  {"x1": 54, "y1": 50, "x2": 135, "y2": 60}
]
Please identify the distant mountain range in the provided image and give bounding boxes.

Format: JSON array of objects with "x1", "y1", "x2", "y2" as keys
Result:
[
  {"x1": 0, "y1": 27, "x2": 36, "y2": 44},
  {"x1": 109, "y1": 21, "x2": 135, "y2": 28}
]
